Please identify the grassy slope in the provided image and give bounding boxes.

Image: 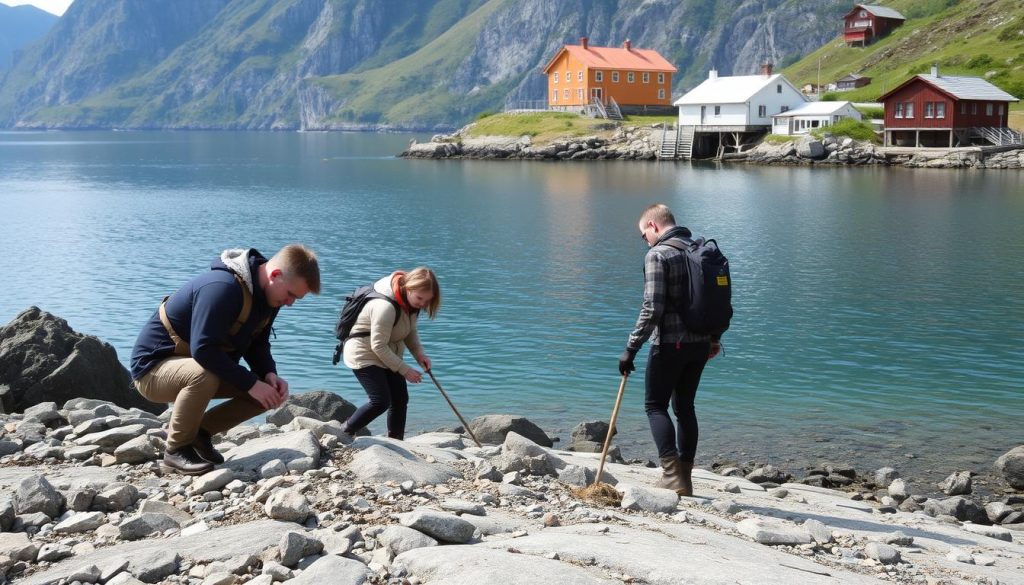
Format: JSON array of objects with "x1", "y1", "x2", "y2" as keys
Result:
[
  {"x1": 308, "y1": 0, "x2": 508, "y2": 127},
  {"x1": 782, "y1": 0, "x2": 1024, "y2": 115},
  {"x1": 466, "y1": 112, "x2": 619, "y2": 144}
]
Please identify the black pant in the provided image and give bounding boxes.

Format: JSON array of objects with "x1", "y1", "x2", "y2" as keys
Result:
[
  {"x1": 644, "y1": 342, "x2": 710, "y2": 462},
  {"x1": 345, "y1": 366, "x2": 409, "y2": 440}
]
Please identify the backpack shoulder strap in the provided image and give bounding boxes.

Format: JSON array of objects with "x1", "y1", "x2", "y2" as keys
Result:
[{"x1": 227, "y1": 271, "x2": 253, "y2": 336}]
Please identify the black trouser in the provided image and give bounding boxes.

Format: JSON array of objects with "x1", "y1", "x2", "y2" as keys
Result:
[
  {"x1": 345, "y1": 366, "x2": 409, "y2": 440},
  {"x1": 644, "y1": 342, "x2": 710, "y2": 462}
]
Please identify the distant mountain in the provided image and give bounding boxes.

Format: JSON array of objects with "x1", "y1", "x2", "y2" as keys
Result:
[
  {"x1": 783, "y1": 0, "x2": 1024, "y2": 103},
  {"x1": 0, "y1": 0, "x2": 852, "y2": 130},
  {"x1": 0, "y1": 3, "x2": 58, "y2": 72}
]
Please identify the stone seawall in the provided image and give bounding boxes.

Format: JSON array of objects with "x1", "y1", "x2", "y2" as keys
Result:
[{"x1": 740, "y1": 135, "x2": 1024, "y2": 169}]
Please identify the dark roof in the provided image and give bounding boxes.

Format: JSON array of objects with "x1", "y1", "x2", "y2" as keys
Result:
[{"x1": 879, "y1": 74, "x2": 1020, "y2": 102}]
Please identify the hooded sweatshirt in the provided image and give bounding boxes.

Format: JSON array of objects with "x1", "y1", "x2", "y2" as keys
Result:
[
  {"x1": 130, "y1": 248, "x2": 279, "y2": 391},
  {"x1": 342, "y1": 273, "x2": 424, "y2": 374}
]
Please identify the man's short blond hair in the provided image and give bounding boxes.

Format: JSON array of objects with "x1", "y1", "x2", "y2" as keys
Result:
[
  {"x1": 272, "y1": 244, "x2": 321, "y2": 294},
  {"x1": 639, "y1": 204, "x2": 676, "y2": 227}
]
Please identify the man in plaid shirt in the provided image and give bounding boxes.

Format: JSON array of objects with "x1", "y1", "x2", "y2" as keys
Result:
[{"x1": 619, "y1": 204, "x2": 722, "y2": 496}]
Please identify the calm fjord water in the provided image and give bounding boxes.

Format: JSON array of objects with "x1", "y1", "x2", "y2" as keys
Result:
[{"x1": 2, "y1": 131, "x2": 1022, "y2": 487}]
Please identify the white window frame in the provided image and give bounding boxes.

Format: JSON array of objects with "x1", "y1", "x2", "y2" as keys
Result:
[
  {"x1": 612, "y1": 71, "x2": 619, "y2": 83},
  {"x1": 999, "y1": 104, "x2": 1005, "y2": 116},
  {"x1": 714, "y1": 105, "x2": 721, "y2": 116},
  {"x1": 986, "y1": 103, "x2": 994, "y2": 116},
  {"x1": 578, "y1": 71, "x2": 583, "y2": 82},
  {"x1": 924, "y1": 102, "x2": 934, "y2": 118},
  {"x1": 658, "y1": 89, "x2": 665, "y2": 99},
  {"x1": 627, "y1": 72, "x2": 634, "y2": 83},
  {"x1": 905, "y1": 102, "x2": 914, "y2": 118},
  {"x1": 552, "y1": 91, "x2": 557, "y2": 103},
  {"x1": 658, "y1": 73, "x2": 665, "y2": 84},
  {"x1": 642, "y1": 72, "x2": 649, "y2": 83},
  {"x1": 971, "y1": 103, "x2": 977, "y2": 115},
  {"x1": 563, "y1": 89, "x2": 569, "y2": 99},
  {"x1": 553, "y1": 73, "x2": 558, "y2": 84},
  {"x1": 595, "y1": 71, "x2": 603, "y2": 82},
  {"x1": 758, "y1": 105, "x2": 767, "y2": 117},
  {"x1": 960, "y1": 102, "x2": 966, "y2": 114},
  {"x1": 895, "y1": 103, "x2": 904, "y2": 119},
  {"x1": 936, "y1": 102, "x2": 946, "y2": 119},
  {"x1": 565, "y1": 71, "x2": 570, "y2": 82},
  {"x1": 776, "y1": 84, "x2": 782, "y2": 94},
  {"x1": 577, "y1": 88, "x2": 584, "y2": 101}
]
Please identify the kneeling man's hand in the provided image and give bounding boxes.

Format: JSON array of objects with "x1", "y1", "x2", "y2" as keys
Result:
[
  {"x1": 265, "y1": 372, "x2": 289, "y2": 404},
  {"x1": 249, "y1": 380, "x2": 284, "y2": 410}
]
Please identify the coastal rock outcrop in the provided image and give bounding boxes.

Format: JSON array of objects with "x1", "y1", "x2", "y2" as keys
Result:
[
  {"x1": 0, "y1": 307, "x2": 162, "y2": 415},
  {"x1": 401, "y1": 125, "x2": 661, "y2": 161},
  {"x1": 996, "y1": 446, "x2": 1024, "y2": 489}
]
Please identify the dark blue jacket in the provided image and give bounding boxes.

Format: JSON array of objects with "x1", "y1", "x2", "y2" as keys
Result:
[{"x1": 130, "y1": 250, "x2": 278, "y2": 391}]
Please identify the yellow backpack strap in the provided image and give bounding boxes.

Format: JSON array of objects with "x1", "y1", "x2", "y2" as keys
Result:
[
  {"x1": 228, "y1": 271, "x2": 253, "y2": 336},
  {"x1": 158, "y1": 296, "x2": 192, "y2": 357}
]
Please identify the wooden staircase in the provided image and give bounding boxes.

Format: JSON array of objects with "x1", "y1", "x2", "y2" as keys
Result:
[
  {"x1": 606, "y1": 97, "x2": 623, "y2": 121},
  {"x1": 658, "y1": 128, "x2": 678, "y2": 160},
  {"x1": 677, "y1": 125, "x2": 695, "y2": 160}
]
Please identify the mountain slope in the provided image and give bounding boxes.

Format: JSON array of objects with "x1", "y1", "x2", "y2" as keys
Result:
[
  {"x1": 783, "y1": 0, "x2": 1024, "y2": 103},
  {"x1": 0, "y1": 0, "x2": 851, "y2": 130},
  {"x1": 0, "y1": 3, "x2": 58, "y2": 72}
]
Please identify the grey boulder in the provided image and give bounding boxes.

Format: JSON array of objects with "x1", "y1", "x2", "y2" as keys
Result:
[
  {"x1": 287, "y1": 554, "x2": 371, "y2": 585},
  {"x1": 939, "y1": 471, "x2": 972, "y2": 496},
  {"x1": 399, "y1": 509, "x2": 477, "y2": 543},
  {"x1": 223, "y1": 429, "x2": 320, "y2": 474},
  {"x1": 468, "y1": 414, "x2": 552, "y2": 447},
  {"x1": 15, "y1": 473, "x2": 63, "y2": 517},
  {"x1": 377, "y1": 525, "x2": 438, "y2": 558},
  {"x1": 0, "y1": 307, "x2": 162, "y2": 414},
  {"x1": 349, "y1": 444, "x2": 460, "y2": 485},
  {"x1": 619, "y1": 484, "x2": 679, "y2": 513},
  {"x1": 118, "y1": 513, "x2": 181, "y2": 540},
  {"x1": 995, "y1": 446, "x2": 1024, "y2": 489}
]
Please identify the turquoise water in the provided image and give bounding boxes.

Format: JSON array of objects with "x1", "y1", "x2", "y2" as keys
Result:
[{"x1": 2, "y1": 131, "x2": 1023, "y2": 487}]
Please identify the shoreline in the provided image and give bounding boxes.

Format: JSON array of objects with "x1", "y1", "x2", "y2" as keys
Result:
[
  {"x1": 399, "y1": 123, "x2": 1024, "y2": 169},
  {"x1": 1, "y1": 397, "x2": 1022, "y2": 585}
]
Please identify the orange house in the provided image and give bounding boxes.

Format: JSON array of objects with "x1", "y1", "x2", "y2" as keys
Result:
[{"x1": 542, "y1": 37, "x2": 677, "y2": 113}]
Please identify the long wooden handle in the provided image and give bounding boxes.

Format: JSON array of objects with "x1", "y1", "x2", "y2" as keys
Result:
[
  {"x1": 427, "y1": 370, "x2": 482, "y2": 448},
  {"x1": 594, "y1": 374, "x2": 628, "y2": 486}
]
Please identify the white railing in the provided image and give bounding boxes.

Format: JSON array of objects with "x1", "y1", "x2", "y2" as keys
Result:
[
  {"x1": 607, "y1": 96, "x2": 623, "y2": 120},
  {"x1": 974, "y1": 127, "x2": 1024, "y2": 146},
  {"x1": 504, "y1": 100, "x2": 549, "y2": 113},
  {"x1": 590, "y1": 97, "x2": 608, "y2": 119}
]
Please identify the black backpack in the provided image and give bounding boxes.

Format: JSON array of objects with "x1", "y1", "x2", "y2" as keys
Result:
[
  {"x1": 662, "y1": 236, "x2": 733, "y2": 337},
  {"x1": 332, "y1": 285, "x2": 400, "y2": 365}
]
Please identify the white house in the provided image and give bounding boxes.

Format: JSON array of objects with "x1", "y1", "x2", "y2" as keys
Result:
[
  {"x1": 674, "y1": 66, "x2": 807, "y2": 129},
  {"x1": 771, "y1": 101, "x2": 863, "y2": 135}
]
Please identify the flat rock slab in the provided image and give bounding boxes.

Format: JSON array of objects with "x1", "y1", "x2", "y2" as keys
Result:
[
  {"x1": 21, "y1": 520, "x2": 297, "y2": 585},
  {"x1": 349, "y1": 445, "x2": 461, "y2": 486},
  {"x1": 352, "y1": 435, "x2": 464, "y2": 462},
  {"x1": 223, "y1": 430, "x2": 320, "y2": 475},
  {"x1": 736, "y1": 518, "x2": 813, "y2": 546},
  {"x1": 0, "y1": 466, "x2": 120, "y2": 493},
  {"x1": 288, "y1": 554, "x2": 371, "y2": 585},
  {"x1": 481, "y1": 523, "x2": 885, "y2": 585},
  {"x1": 618, "y1": 483, "x2": 679, "y2": 513},
  {"x1": 394, "y1": 545, "x2": 617, "y2": 585}
]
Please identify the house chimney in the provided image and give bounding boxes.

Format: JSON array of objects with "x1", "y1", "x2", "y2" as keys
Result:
[
  {"x1": 581, "y1": 36, "x2": 588, "y2": 50},
  {"x1": 761, "y1": 62, "x2": 774, "y2": 76},
  {"x1": 931, "y1": 64, "x2": 939, "y2": 77},
  {"x1": 623, "y1": 39, "x2": 632, "y2": 50},
  {"x1": 709, "y1": 69, "x2": 718, "y2": 81}
]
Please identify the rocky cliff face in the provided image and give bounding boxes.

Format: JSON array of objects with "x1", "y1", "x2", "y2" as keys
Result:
[
  {"x1": 0, "y1": 4, "x2": 57, "y2": 72},
  {"x1": 0, "y1": 0, "x2": 848, "y2": 130}
]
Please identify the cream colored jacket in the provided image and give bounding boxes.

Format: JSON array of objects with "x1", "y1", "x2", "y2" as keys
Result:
[{"x1": 342, "y1": 274, "x2": 423, "y2": 374}]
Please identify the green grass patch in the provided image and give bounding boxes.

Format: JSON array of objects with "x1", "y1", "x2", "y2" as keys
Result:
[
  {"x1": 464, "y1": 112, "x2": 616, "y2": 144},
  {"x1": 855, "y1": 106, "x2": 884, "y2": 119},
  {"x1": 623, "y1": 114, "x2": 677, "y2": 124},
  {"x1": 763, "y1": 134, "x2": 797, "y2": 143},
  {"x1": 811, "y1": 118, "x2": 879, "y2": 142}
]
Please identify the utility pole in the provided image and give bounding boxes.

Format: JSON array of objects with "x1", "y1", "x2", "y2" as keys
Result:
[{"x1": 817, "y1": 56, "x2": 822, "y2": 100}]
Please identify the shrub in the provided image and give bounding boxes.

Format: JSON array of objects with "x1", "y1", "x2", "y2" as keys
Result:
[
  {"x1": 966, "y1": 54, "x2": 994, "y2": 69},
  {"x1": 819, "y1": 92, "x2": 840, "y2": 101},
  {"x1": 856, "y1": 106, "x2": 885, "y2": 119},
  {"x1": 474, "y1": 110, "x2": 497, "y2": 121},
  {"x1": 997, "y1": 23, "x2": 1022, "y2": 42}
]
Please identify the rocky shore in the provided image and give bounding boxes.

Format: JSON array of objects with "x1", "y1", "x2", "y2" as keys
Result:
[
  {"x1": 3, "y1": 309, "x2": 1023, "y2": 584},
  {"x1": 399, "y1": 121, "x2": 1024, "y2": 169},
  {"x1": 400, "y1": 124, "x2": 659, "y2": 161},
  {"x1": 1, "y1": 395, "x2": 1023, "y2": 585}
]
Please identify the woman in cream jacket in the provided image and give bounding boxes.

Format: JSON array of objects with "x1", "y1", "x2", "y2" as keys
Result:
[{"x1": 341, "y1": 267, "x2": 440, "y2": 439}]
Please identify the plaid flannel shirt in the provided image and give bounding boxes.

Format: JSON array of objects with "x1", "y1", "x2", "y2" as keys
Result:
[{"x1": 627, "y1": 226, "x2": 713, "y2": 351}]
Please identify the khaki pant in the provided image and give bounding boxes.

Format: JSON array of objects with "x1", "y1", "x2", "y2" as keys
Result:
[{"x1": 135, "y1": 356, "x2": 265, "y2": 451}]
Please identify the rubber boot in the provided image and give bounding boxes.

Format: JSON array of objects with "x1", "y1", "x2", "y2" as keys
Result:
[
  {"x1": 678, "y1": 460, "x2": 694, "y2": 497},
  {"x1": 655, "y1": 456, "x2": 686, "y2": 494}
]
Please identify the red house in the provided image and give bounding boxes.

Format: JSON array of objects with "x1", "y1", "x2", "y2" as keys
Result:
[
  {"x1": 878, "y1": 66, "x2": 1020, "y2": 147},
  {"x1": 843, "y1": 4, "x2": 905, "y2": 47}
]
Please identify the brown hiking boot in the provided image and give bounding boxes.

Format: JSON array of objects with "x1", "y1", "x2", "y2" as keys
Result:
[
  {"x1": 679, "y1": 460, "x2": 694, "y2": 497},
  {"x1": 655, "y1": 456, "x2": 687, "y2": 495},
  {"x1": 162, "y1": 445, "x2": 214, "y2": 476},
  {"x1": 192, "y1": 428, "x2": 224, "y2": 465}
]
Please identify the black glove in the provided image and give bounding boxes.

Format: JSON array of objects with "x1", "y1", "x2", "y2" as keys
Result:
[{"x1": 618, "y1": 348, "x2": 637, "y2": 376}]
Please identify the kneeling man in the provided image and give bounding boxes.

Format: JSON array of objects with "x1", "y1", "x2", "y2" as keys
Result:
[{"x1": 131, "y1": 244, "x2": 320, "y2": 474}]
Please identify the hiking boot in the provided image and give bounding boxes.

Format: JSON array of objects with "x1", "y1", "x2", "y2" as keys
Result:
[
  {"x1": 655, "y1": 455, "x2": 688, "y2": 495},
  {"x1": 679, "y1": 460, "x2": 694, "y2": 497},
  {"x1": 162, "y1": 445, "x2": 214, "y2": 476},
  {"x1": 192, "y1": 428, "x2": 224, "y2": 465}
]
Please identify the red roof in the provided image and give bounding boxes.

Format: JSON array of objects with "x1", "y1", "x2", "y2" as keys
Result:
[{"x1": 543, "y1": 44, "x2": 677, "y2": 74}]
